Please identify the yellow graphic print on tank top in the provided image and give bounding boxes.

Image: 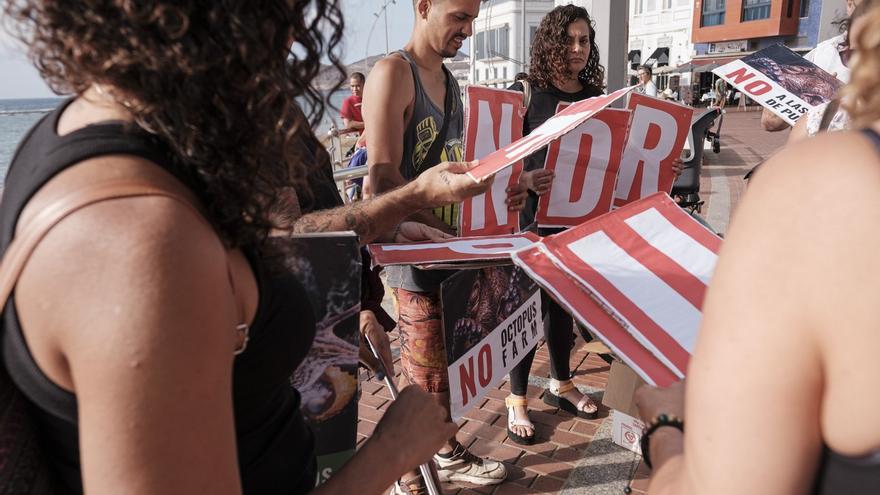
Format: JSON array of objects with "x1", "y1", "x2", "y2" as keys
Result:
[{"x1": 411, "y1": 115, "x2": 464, "y2": 229}]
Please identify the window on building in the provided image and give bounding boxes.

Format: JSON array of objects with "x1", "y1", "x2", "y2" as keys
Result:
[
  {"x1": 503, "y1": 67, "x2": 507, "y2": 79},
  {"x1": 475, "y1": 70, "x2": 479, "y2": 82},
  {"x1": 663, "y1": 0, "x2": 672, "y2": 9},
  {"x1": 529, "y1": 25, "x2": 538, "y2": 44},
  {"x1": 635, "y1": 0, "x2": 644, "y2": 15},
  {"x1": 646, "y1": 0, "x2": 657, "y2": 12},
  {"x1": 475, "y1": 24, "x2": 510, "y2": 60},
  {"x1": 742, "y1": 0, "x2": 771, "y2": 21},
  {"x1": 485, "y1": 68, "x2": 490, "y2": 80},
  {"x1": 800, "y1": 0, "x2": 811, "y2": 17},
  {"x1": 701, "y1": 0, "x2": 725, "y2": 26},
  {"x1": 493, "y1": 67, "x2": 498, "y2": 79},
  {"x1": 676, "y1": 0, "x2": 689, "y2": 6}
]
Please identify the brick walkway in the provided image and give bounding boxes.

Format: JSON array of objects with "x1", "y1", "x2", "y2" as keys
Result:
[{"x1": 357, "y1": 110, "x2": 790, "y2": 495}]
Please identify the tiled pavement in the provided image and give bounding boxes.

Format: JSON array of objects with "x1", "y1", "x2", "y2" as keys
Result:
[{"x1": 357, "y1": 110, "x2": 791, "y2": 495}]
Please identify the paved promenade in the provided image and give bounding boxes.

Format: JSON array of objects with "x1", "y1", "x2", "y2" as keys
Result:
[{"x1": 357, "y1": 110, "x2": 790, "y2": 494}]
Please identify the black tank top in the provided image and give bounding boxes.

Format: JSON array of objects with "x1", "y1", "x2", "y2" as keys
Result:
[
  {"x1": 810, "y1": 127, "x2": 880, "y2": 494},
  {"x1": 0, "y1": 99, "x2": 317, "y2": 494}
]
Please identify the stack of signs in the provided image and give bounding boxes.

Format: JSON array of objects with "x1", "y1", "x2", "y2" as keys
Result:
[
  {"x1": 713, "y1": 44, "x2": 843, "y2": 126},
  {"x1": 465, "y1": 85, "x2": 636, "y2": 183},
  {"x1": 441, "y1": 266, "x2": 542, "y2": 420},
  {"x1": 456, "y1": 85, "x2": 693, "y2": 234},
  {"x1": 279, "y1": 232, "x2": 361, "y2": 485},
  {"x1": 367, "y1": 232, "x2": 540, "y2": 270},
  {"x1": 512, "y1": 193, "x2": 722, "y2": 385}
]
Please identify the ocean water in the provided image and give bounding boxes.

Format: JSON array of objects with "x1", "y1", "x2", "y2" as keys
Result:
[
  {"x1": 0, "y1": 98, "x2": 63, "y2": 181},
  {"x1": 0, "y1": 91, "x2": 352, "y2": 183}
]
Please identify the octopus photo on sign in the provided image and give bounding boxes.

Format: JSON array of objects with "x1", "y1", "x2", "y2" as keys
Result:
[
  {"x1": 442, "y1": 266, "x2": 538, "y2": 364},
  {"x1": 743, "y1": 45, "x2": 842, "y2": 106},
  {"x1": 275, "y1": 237, "x2": 362, "y2": 424}
]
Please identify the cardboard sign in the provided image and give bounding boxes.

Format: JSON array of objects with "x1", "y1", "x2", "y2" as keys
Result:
[
  {"x1": 367, "y1": 232, "x2": 540, "y2": 268},
  {"x1": 467, "y1": 86, "x2": 636, "y2": 183},
  {"x1": 280, "y1": 232, "x2": 361, "y2": 484},
  {"x1": 460, "y1": 86, "x2": 525, "y2": 236},
  {"x1": 613, "y1": 94, "x2": 693, "y2": 208},
  {"x1": 441, "y1": 266, "x2": 542, "y2": 420},
  {"x1": 536, "y1": 107, "x2": 631, "y2": 228},
  {"x1": 713, "y1": 44, "x2": 842, "y2": 126},
  {"x1": 512, "y1": 193, "x2": 721, "y2": 382},
  {"x1": 511, "y1": 244, "x2": 679, "y2": 387}
]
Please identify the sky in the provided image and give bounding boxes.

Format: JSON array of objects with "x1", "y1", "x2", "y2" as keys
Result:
[{"x1": 0, "y1": 0, "x2": 419, "y2": 99}]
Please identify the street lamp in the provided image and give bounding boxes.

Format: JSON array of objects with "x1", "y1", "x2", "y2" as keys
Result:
[{"x1": 365, "y1": 0, "x2": 396, "y2": 73}]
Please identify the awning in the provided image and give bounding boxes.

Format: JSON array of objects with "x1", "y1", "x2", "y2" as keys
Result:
[
  {"x1": 674, "y1": 54, "x2": 751, "y2": 73},
  {"x1": 645, "y1": 47, "x2": 670, "y2": 67}
]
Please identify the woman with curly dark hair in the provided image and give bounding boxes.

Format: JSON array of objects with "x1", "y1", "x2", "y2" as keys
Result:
[
  {"x1": 0, "y1": 1, "x2": 474, "y2": 493},
  {"x1": 504, "y1": 3, "x2": 605, "y2": 446}
]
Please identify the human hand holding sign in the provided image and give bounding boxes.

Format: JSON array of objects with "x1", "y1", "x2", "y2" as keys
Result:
[
  {"x1": 520, "y1": 169, "x2": 556, "y2": 195},
  {"x1": 414, "y1": 160, "x2": 494, "y2": 207}
]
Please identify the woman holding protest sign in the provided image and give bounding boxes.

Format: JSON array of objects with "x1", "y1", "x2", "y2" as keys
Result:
[
  {"x1": 635, "y1": 5, "x2": 880, "y2": 493},
  {"x1": 504, "y1": 4, "x2": 606, "y2": 445}
]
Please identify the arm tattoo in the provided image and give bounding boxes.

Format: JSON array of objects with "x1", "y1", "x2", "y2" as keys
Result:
[{"x1": 293, "y1": 199, "x2": 380, "y2": 242}]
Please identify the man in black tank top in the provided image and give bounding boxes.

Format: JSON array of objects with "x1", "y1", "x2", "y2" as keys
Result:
[{"x1": 363, "y1": 0, "x2": 526, "y2": 492}]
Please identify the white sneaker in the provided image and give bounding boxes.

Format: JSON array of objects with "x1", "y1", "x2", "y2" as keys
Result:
[{"x1": 434, "y1": 443, "x2": 507, "y2": 486}]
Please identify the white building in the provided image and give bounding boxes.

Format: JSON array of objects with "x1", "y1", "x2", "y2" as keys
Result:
[
  {"x1": 470, "y1": 0, "x2": 555, "y2": 88},
  {"x1": 628, "y1": 0, "x2": 694, "y2": 95}
]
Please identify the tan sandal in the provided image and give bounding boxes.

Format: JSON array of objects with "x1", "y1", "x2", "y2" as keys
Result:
[
  {"x1": 543, "y1": 379, "x2": 598, "y2": 419},
  {"x1": 505, "y1": 395, "x2": 536, "y2": 445}
]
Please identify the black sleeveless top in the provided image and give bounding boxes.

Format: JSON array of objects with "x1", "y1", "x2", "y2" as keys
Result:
[
  {"x1": 810, "y1": 127, "x2": 880, "y2": 494},
  {"x1": 0, "y1": 99, "x2": 317, "y2": 494}
]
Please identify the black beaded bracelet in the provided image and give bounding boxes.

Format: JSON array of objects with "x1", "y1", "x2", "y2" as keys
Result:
[{"x1": 640, "y1": 413, "x2": 684, "y2": 470}]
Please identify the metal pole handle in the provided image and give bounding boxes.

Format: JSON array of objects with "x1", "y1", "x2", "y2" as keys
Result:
[{"x1": 364, "y1": 334, "x2": 443, "y2": 495}]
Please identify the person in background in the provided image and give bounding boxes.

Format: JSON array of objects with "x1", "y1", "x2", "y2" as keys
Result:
[
  {"x1": 712, "y1": 77, "x2": 727, "y2": 109},
  {"x1": 762, "y1": 0, "x2": 862, "y2": 131},
  {"x1": 341, "y1": 71, "x2": 366, "y2": 134},
  {"x1": 363, "y1": 0, "x2": 527, "y2": 491},
  {"x1": 515, "y1": 71, "x2": 529, "y2": 82},
  {"x1": 635, "y1": 5, "x2": 880, "y2": 494},
  {"x1": 637, "y1": 64, "x2": 658, "y2": 97}
]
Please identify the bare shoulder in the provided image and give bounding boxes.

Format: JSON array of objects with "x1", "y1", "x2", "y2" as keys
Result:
[
  {"x1": 16, "y1": 154, "x2": 236, "y2": 381},
  {"x1": 750, "y1": 130, "x2": 880, "y2": 209},
  {"x1": 367, "y1": 55, "x2": 413, "y2": 92}
]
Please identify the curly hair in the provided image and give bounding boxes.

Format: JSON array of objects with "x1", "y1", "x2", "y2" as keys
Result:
[
  {"x1": 842, "y1": 1, "x2": 880, "y2": 126},
  {"x1": 2, "y1": 0, "x2": 346, "y2": 249},
  {"x1": 527, "y1": 4, "x2": 605, "y2": 92}
]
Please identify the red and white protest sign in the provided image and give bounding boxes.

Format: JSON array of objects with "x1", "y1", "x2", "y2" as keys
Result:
[
  {"x1": 368, "y1": 232, "x2": 540, "y2": 268},
  {"x1": 713, "y1": 45, "x2": 841, "y2": 126},
  {"x1": 513, "y1": 193, "x2": 721, "y2": 380},
  {"x1": 512, "y1": 245, "x2": 678, "y2": 386},
  {"x1": 536, "y1": 107, "x2": 630, "y2": 228},
  {"x1": 467, "y1": 86, "x2": 635, "y2": 183},
  {"x1": 460, "y1": 86, "x2": 524, "y2": 236},
  {"x1": 613, "y1": 94, "x2": 693, "y2": 208}
]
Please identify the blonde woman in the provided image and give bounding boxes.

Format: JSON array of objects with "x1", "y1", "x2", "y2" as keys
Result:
[{"x1": 635, "y1": 6, "x2": 880, "y2": 493}]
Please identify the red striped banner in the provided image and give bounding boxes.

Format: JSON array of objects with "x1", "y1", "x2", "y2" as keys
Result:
[{"x1": 513, "y1": 193, "x2": 721, "y2": 381}]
